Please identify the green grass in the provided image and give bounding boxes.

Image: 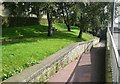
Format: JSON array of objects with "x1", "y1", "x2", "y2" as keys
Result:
[{"x1": 2, "y1": 23, "x2": 93, "y2": 80}]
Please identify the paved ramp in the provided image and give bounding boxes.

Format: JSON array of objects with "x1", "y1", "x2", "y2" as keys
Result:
[{"x1": 48, "y1": 41, "x2": 106, "y2": 83}]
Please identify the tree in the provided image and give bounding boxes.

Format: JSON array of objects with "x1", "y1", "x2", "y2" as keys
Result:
[
  {"x1": 3, "y1": 2, "x2": 31, "y2": 17},
  {"x1": 29, "y1": 2, "x2": 45, "y2": 23},
  {"x1": 74, "y1": 2, "x2": 112, "y2": 38},
  {"x1": 73, "y1": 2, "x2": 89, "y2": 38},
  {"x1": 3, "y1": 2, "x2": 56, "y2": 36},
  {"x1": 46, "y1": 4, "x2": 53, "y2": 36},
  {"x1": 3, "y1": 2, "x2": 112, "y2": 38},
  {"x1": 42, "y1": 3, "x2": 57, "y2": 36},
  {"x1": 57, "y1": 2, "x2": 74, "y2": 31},
  {"x1": 87, "y1": 2, "x2": 111, "y2": 36}
]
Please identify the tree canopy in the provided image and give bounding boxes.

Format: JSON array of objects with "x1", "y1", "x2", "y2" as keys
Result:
[{"x1": 2, "y1": 2, "x2": 112, "y2": 38}]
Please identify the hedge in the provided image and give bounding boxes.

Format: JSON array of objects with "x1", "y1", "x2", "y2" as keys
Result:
[{"x1": 2, "y1": 17, "x2": 39, "y2": 28}]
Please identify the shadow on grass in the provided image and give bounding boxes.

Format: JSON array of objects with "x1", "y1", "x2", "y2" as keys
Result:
[
  {"x1": 2, "y1": 30, "x2": 87, "y2": 46},
  {"x1": 2, "y1": 25, "x2": 48, "y2": 39},
  {"x1": 2, "y1": 24, "x2": 87, "y2": 45}
]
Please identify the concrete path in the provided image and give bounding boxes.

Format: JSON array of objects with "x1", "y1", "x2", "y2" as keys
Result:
[{"x1": 48, "y1": 41, "x2": 106, "y2": 83}]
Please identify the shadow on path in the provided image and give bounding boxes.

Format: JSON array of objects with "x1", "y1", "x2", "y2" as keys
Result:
[
  {"x1": 67, "y1": 41, "x2": 106, "y2": 83},
  {"x1": 48, "y1": 41, "x2": 106, "y2": 83}
]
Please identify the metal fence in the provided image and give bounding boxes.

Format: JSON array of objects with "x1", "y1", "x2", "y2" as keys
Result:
[{"x1": 107, "y1": 27, "x2": 120, "y2": 84}]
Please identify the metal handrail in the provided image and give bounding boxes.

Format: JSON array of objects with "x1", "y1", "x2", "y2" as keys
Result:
[{"x1": 107, "y1": 27, "x2": 120, "y2": 83}]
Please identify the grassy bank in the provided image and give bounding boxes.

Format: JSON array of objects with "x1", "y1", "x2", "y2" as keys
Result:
[{"x1": 2, "y1": 23, "x2": 93, "y2": 80}]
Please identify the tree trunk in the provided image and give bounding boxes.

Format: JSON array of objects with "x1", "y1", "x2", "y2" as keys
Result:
[
  {"x1": 78, "y1": 13, "x2": 83, "y2": 38},
  {"x1": 78, "y1": 28, "x2": 83, "y2": 38},
  {"x1": 62, "y1": 3, "x2": 71, "y2": 31},
  {"x1": 66, "y1": 22, "x2": 71, "y2": 31},
  {"x1": 67, "y1": 24, "x2": 71, "y2": 31},
  {"x1": 65, "y1": 6, "x2": 71, "y2": 31},
  {"x1": 47, "y1": 11, "x2": 52, "y2": 36},
  {"x1": 63, "y1": 17, "x2": 71, "y2": 31}
]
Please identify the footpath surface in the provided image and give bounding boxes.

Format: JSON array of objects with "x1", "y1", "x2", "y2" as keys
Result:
[{"x1": 48, "y1": 41, "x2": 106, "y2": 83}]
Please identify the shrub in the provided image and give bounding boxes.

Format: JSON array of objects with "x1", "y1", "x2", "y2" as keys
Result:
[{"x1": 2, "y1": 17, "x2": 39, "y2": 27}]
